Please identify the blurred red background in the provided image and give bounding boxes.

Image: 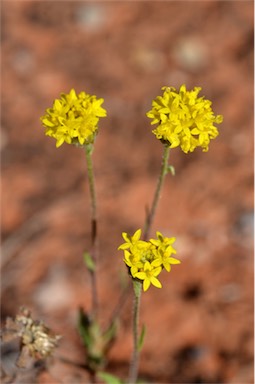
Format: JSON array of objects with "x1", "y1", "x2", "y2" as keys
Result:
[{"x1": 1, "y1": 1, "x2": 254, "y2": 383}]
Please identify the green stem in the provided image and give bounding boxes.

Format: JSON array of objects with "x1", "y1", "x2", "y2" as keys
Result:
[
  {"x1": 85, "y1": 144, "x2": 97, "y2": 244},
  {"x1": 127, "y1": 145, "x2": 170, "y2": 382},
  {"x1": 84, "y1": 144, "x2": 98, "y2": 318},
  {"x1": 143, "y1": 145, "x2": 170, "y2": 240},
  {"x1": 128, "y1": 281, "x2": 142, "y2": 384}
]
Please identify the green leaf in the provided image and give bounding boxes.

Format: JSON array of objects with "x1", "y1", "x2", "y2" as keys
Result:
[
  {"x1": 97, "y1": 371, "x2": 124, "y2": 384},
  {"x1": 77, "y1": 308, "x2": 92, "y2": 348},
  {"x1": 138, "y1": 324, "x2": 146, "y2": 351},
  {"x1": 167, "y1": 165, "x2": 175, "y2": 176},
  {"x1": 83, "y1": 252, "x2": 95, "y2": 272}
]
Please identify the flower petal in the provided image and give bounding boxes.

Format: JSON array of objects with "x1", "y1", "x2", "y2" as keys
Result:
[
  {"x1": 150, "y1": 277, "x2": 162, "y2": 289},
  {"x1": 169, "y1": 257, "x2": 181, "y2": 264},
  {"x1": 143, "y1": 279, "x2": 151, "y2": 291}
]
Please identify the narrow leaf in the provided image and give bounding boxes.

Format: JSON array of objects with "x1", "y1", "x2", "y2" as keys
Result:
[
  {"x1": 77, "y1": 308, "x2": 92, "y2": 347},
  {"x1": 83, "y1": 252, "x2": 95, "y2": 272},
  {"x1": 167, "y1": 165, "x2": 175, "y2": 176},
  {"x1": 138, "y1": 324, "x2": 146, "y2": 351},
  {"x1": 97, "y1": 371, "x2": 123, "y2": 384}
]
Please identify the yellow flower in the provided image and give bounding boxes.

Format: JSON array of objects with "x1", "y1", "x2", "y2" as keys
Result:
[
  {"x1": 123, "y1": 248, "x2": 144, "y2": 277},
  {"x1": 40, "y1": 89, "x2": 107, "y2": 147},
  {"x1": 146, "y1": 85, "x2": 223, "y2": 153},
  {"x1": 156, "y1": 247, "x2": 181, "y2": 272},
  {"x1": 135, "y1": 262, "x2": 162, "y2": 292},
  {"x1": 118, "y1": 229, "x2": 142, "y2": 250},
  {"x1": 150, "y1": 231, "x2": 179, "y2": 272},
  {"x1": 150, "y1": 231, "x2": 176, "y2": 252},
  {"x1": 118, "y1": 229, "x2": 180, "y2": 291}
]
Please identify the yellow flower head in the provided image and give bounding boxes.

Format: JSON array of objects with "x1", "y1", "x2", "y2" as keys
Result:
[
  {"x1": 40, "y1": 89, "x2": 107, "y2": 148},
  {"x1": 118, "y1": 229, "x2": 180, "y2": 291},
  {"x1": 146, "y1": 85, "x2": 223, "y2": 153}
]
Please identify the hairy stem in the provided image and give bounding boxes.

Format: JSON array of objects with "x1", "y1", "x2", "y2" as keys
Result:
[
  {"x1": 127, "y1": 145, "x2": 170, "y2": 382},
  {"x1": 143, "y1": 145, "x2": 170, "y2": 240},
  {"x1": 128, "y1": 281, "x2": 142, "y2": 384},
  {"x1": 85, "y1": 144, "x2": 98, "y2": 318}
]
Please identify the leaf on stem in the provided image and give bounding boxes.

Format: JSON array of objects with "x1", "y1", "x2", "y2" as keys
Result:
[
  {"x1": 77, "y1": 308, "x2": 92, "y2": 348},
  {"x1": 167, "y1": 165, "x2": 175, "y2": 176},
  {"x1": 83, "y1": 252, "x2": 95, "y2": 272},
  {"x1": 138, "y1": 324, "x2": 146, "y2": 352},
  {"x1": 97, "y1": 371, "x2": 124, "y2": 384}
]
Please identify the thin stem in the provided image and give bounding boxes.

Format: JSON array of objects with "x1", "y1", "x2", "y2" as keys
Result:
[
  {"x1": 85, "y1": 144, "x2": 97, "y2": 244},
  {"x1": 84, "y1": 144, "x2": 98, "y2": 318},
  {"x1": 143, "y1": 145, "x2": 170, "y2": 240},
  {"x1": 128, "y1": 281, "x2": 142, "y2": 384}
]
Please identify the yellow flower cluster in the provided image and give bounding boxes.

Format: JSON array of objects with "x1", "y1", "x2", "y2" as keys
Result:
[
  {"x1": 147, "y1": 85, "x2": 223, "y2": 153},
  {"x1": 118, "y1": 229, "x2": 180, "y2": 291},
  {"x1": 40, "y1": 89, "x2": 107, "y2": 147}
]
